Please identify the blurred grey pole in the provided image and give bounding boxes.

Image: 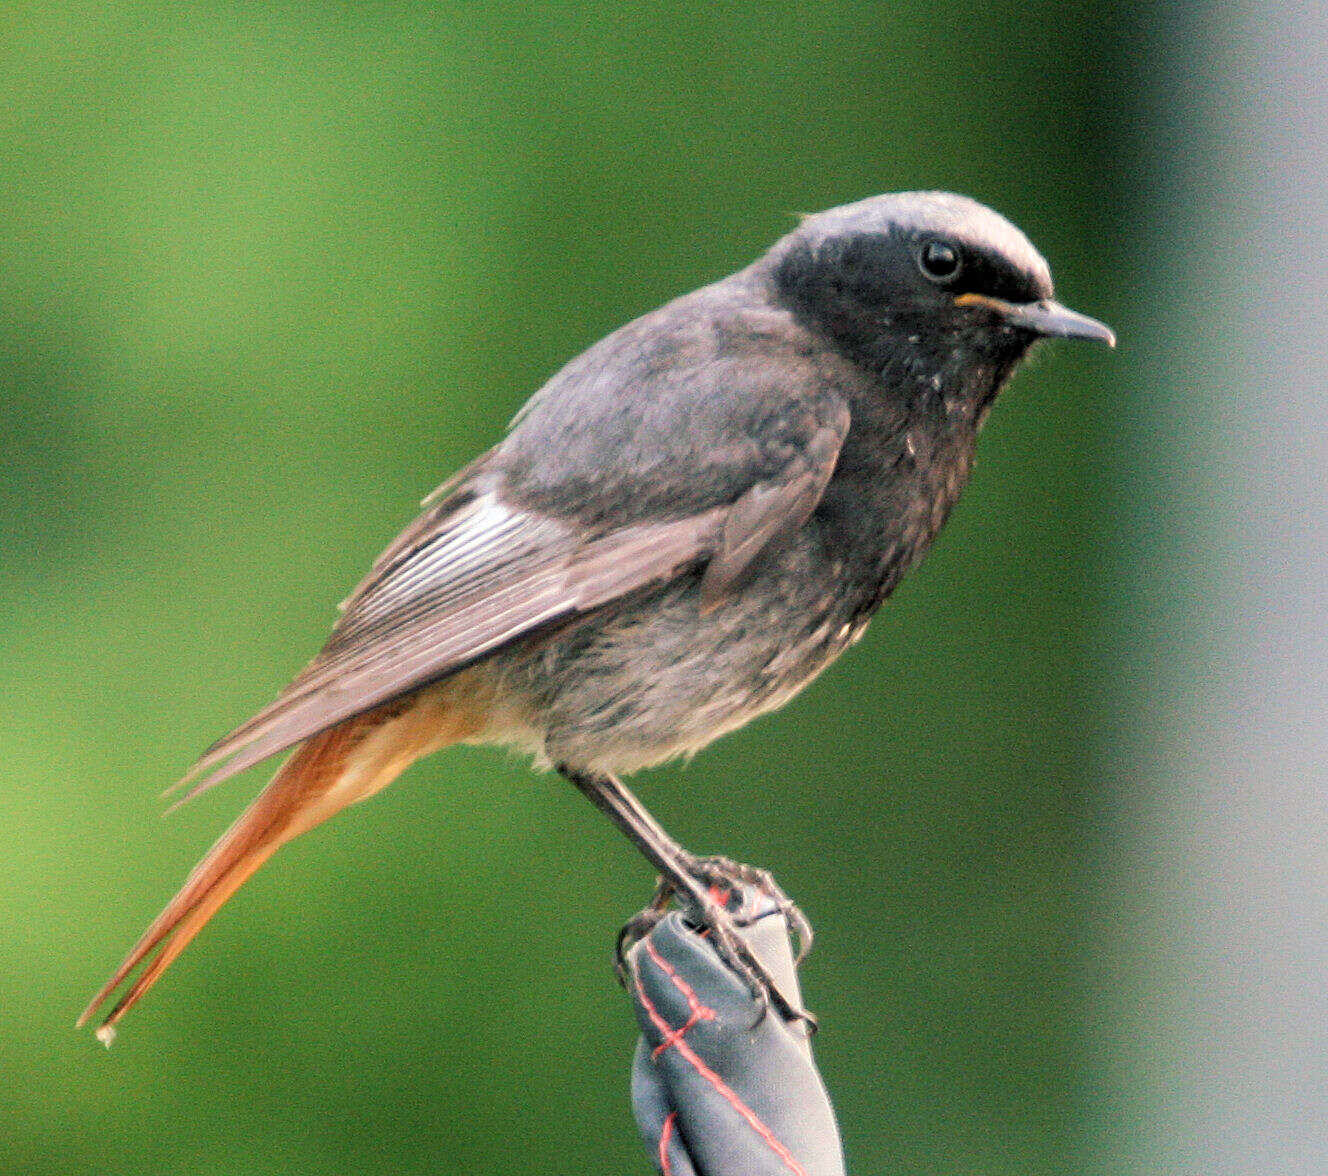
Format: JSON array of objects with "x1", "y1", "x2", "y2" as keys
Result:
[{"x1": 1098, "y1": 5, "x2": 1328, "y2": 1174}]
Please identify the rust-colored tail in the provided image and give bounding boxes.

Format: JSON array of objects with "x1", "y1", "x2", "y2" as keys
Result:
[{"x1": 80, "y1": 687, "x2": 478, "y2": 1043}]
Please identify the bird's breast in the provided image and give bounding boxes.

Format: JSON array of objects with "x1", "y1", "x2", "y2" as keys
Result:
[{"x1": 817, "y1": 408, "x2": 979, "y2": 618}]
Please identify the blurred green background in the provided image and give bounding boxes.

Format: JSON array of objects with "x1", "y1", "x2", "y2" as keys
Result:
[{"x1": 4, "y1": 3, "x2": 1308, "y2": 1175}]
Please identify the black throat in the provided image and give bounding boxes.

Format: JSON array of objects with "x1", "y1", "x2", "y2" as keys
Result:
[{"x1": 766, "y1": 260, "x2": 1039, "y2": 618}]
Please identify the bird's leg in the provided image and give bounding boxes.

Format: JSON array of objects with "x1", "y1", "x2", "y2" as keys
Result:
[{"x1": 557, "y1": 765, "x2": 814, "y2": 1026}]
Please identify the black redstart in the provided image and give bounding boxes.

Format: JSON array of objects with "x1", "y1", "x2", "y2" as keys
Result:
[{"x1": 82, "y1": 191, "x2": 1114, "y2": 1040}]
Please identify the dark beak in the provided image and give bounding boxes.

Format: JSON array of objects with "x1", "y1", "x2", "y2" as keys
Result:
[{"x1": 954, "y1": 293, "x2": 1116, "y2": 347}]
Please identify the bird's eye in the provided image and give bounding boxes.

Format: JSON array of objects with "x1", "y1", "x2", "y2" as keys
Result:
[{"x1": 917, "y1": 239, "x2": 962, "y2": 283}]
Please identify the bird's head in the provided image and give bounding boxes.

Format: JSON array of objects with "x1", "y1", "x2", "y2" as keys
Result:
[{"x1": 767, "y1": 192, "x2": 1113, "y2": 409}]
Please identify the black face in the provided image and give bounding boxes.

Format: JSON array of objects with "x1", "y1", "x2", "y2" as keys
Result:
[{"x1": 770, "y1": 226, "x2": 1053, "y2": 375}]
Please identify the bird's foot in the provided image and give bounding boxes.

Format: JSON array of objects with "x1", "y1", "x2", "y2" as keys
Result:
[
  {"x1": 616, "y1": 854, "x2": 817, "y2": 1031},
  {"x1": 685, "y1": 855, "x2": 814, "y2": 964}
]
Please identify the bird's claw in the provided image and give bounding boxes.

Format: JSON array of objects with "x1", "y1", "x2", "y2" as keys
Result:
[
  {"x1": 615, "y1": 901, "x2": 670, "y2": 986},
  {"x1": 617, "y1": 854, "x2": 817, "y2": 1032},
  {"x1": 686, "y1": 855, "x2": 814, "y2": 965}
]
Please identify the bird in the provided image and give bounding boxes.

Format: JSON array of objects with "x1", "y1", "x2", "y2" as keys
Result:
[{"x1": 81, "y1": 191, "x2": 1114, "y2": 1042}]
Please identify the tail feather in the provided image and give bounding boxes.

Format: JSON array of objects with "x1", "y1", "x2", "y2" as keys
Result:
[{"x1": 80, "y1": 684, "x2": 481, "y2": 1041}]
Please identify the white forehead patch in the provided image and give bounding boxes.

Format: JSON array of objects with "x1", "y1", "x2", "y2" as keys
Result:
[{"x1": 795, "y1": 191, "x2": 1052, "y2": 294}]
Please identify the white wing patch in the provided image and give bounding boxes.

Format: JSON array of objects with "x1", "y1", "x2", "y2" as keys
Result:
[{"x1": 329, "y1": 492, "x2": 566, "y2": 651}]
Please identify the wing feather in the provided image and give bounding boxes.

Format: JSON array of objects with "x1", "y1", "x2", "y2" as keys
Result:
[
  {"x1": 177, "y1": 485, "x2": 726, "y2": 800},
  {"x1": 699, "y1": 407, "x2": 849, "y2": 611},
  {"x1": 177, "y1": 394, "x2": 849, "y2": 802}
]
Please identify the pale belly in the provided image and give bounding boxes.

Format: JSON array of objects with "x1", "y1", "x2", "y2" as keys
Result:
[{"x1": 481, "y1": 538, "x2": 876, "y2": 775}]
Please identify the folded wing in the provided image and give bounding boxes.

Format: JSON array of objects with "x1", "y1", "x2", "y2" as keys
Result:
[
  {"x1": 178, "y1": 388, "x2": 851, "y2": 802},
  {"x1": 178, "y1": 475, "x2": 729, "y2": 801}
]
